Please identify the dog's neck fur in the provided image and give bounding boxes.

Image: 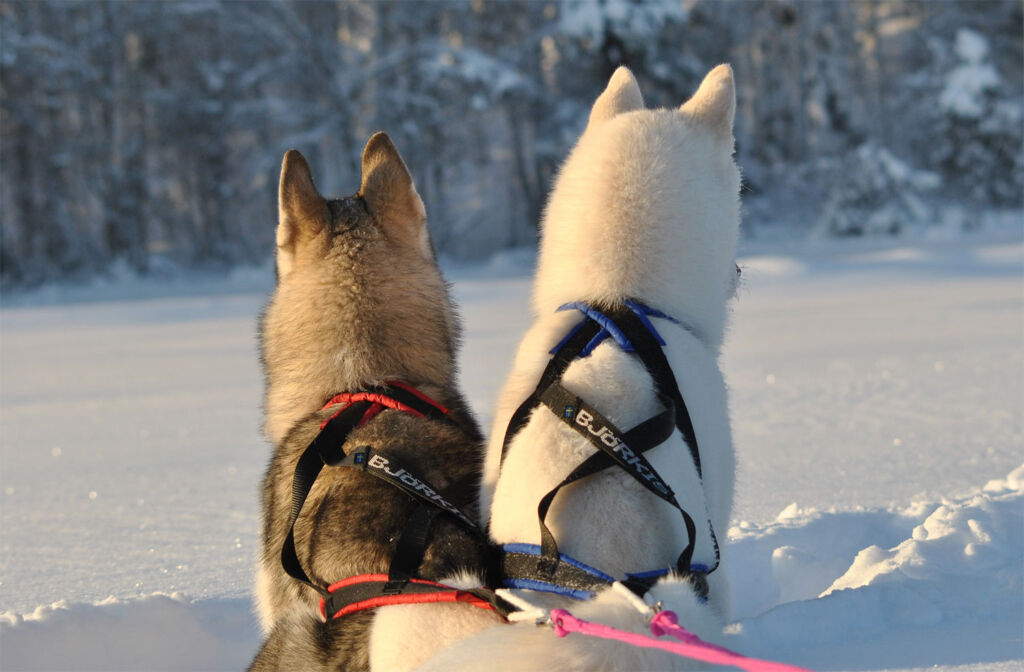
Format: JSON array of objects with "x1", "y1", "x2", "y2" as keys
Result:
[
  {"x1": 261, "y1": 252, "x2": 456, "y2": 446},
  {"x1": 260, "y1": 138, "x2": 459, "y2": 447},
  {"x1": 533, "y1": 69, "x2": 740, "y2": 353}
]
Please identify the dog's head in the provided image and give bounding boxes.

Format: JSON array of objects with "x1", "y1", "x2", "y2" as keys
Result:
[
  {"x1": 262, "y1": 134, "x2": 458, "y2": 444},
  {"x1": 535, "y1": 65, "x2": 741, "y2": 350},
  {"x1": 274, "y1": 133, "x2": 433, "y2": 280}
]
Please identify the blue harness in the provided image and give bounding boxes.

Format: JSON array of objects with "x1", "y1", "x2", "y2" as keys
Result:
[{"x1": 495, "y1": 300, "x2": 719, "y2": 602}]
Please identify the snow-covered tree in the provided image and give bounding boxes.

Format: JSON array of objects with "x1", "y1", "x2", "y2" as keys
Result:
[
  {"x1": 1, "y1": 0, "x2": 1020, "y2": 288},
  {"x1": 933, "y1": 28, "x2": 1023, "y2": 207}
]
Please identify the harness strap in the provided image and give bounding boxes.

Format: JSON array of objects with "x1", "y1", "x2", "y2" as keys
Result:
[
  {"x1": 282, "y1": 401, "x2": 371, "y2": 595},
  {"x1": 532, "y1": 383, "x2": 695, "y2": 575},
  {"x1": 386, "y1": 504, "x2": 441, "y2": 590},
  {"x1": 321, "y1": 380, "x2": 450, "y2": 427},
  {"x1": 500, "y1": 318, "x2": 605, "y2": 464},
  {"x1": 280, "y1": 383, "x2": 481, "y2": 609},
  {"x1": 320, "y1": 574, "x2": 516, "y2": 621},
  {"x1": 333, "y1": 445, "x2": 478, "y2": 530},
  {"x1": 609, "y1": 306, "x2": 721, "y2": 572},
  {"x1": 611, "y1": 302, "x2": 703, "y2": 479}
]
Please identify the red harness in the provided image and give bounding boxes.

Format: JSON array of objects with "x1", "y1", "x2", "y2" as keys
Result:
[
  {"x1": 320, "y1": 379, "x2": 450, "y2": 429},
  {"x1": 319, "y1": 573, "x2": 502, "y2": 621},
  {"x1": 280, "y1": 381, "x2": 510, "y2": 621}
]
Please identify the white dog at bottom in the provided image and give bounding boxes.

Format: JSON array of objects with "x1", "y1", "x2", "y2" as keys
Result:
[{"x1": 404, "y1": 64, "x2": 742, "y2": 672}]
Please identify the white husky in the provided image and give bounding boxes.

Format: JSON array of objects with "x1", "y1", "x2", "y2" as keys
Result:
[{"x1": 415, "y1": 64, "x2": 742, "y2": 671}]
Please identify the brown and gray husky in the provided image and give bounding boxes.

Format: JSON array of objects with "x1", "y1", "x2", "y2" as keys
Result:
[{"x1": 251, "y1": 134, "x2": 501, "y2": 671}]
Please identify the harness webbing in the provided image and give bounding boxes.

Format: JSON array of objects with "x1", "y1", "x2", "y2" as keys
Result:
[
  {"x1": 320, "y1": 574, "x2": 512, "y2": 621},
  {"x1": 279, "y1": 382, "x2": 512, "y2": 620},
  {"x1": 497, "y1": 300, "x2": 720, "y2": 594},
  {"x1": 533, "y1": 383, "x2": 698, "y2": 576}
]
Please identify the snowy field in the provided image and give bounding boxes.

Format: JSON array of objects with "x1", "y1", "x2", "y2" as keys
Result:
[{"x1": 1, "y1": 232, "x2": 1021, "y2": 671}]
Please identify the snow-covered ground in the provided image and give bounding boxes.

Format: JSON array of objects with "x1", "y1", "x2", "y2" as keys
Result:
[{"x1": 1, "y1": 232, "x2": 1021, "y2": 671}]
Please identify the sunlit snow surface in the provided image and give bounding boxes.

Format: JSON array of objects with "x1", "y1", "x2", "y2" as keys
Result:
[{"x1": 1, "y1": 235, "x2": 1021, "y2": 671}]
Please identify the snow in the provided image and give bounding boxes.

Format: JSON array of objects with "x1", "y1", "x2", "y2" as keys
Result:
[
  {"x1": 1, "y1": 232, "x2": 1022, "y2": 670},
  {"x1": 727, "y1": 466, "x2": 1023, "y2": 669},
  {"x1": 940, "y1": 29, "x2": 1001, "y2": 118},
  {"x1": 954, "y1": 28, "x2": 991, "y2": 65}
]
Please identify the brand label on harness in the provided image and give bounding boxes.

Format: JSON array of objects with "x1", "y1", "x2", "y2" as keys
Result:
[
  {"x1": 575, "y1": 410, "x2": 670, "y2": 496},
  {"x1": 367, "y1": 453, "x2": 471, "y2": 524}
]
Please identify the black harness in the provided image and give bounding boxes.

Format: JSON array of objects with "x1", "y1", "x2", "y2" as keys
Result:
[
  {"x1": 494, "y1": 300, "x2": 720, "y2": 600},
  {"x1": 279, "y1": 382, "x2": 512, "y2": 621},
  {"x1": 278, "y1": 300, "x2": 719, "y2": 621}
]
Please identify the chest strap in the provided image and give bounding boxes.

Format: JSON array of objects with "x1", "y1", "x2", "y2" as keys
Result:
[{"x1": 280, "y1": 382, "x2": 511, "y2": 619}]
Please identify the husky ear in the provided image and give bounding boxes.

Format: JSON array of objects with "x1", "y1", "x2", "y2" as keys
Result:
[
  {"x1": 680, "y1": 64, "x2": 736, "y2": 145},
  {"x1": 586, "y1": 66, "x2": 644, "y2": 130},
  {"x1": 359, "y1": 132, "x2": 427, "y2": 250},
  {"x1": 277, "y1": 149, "x2": 328, "y2": 277}
]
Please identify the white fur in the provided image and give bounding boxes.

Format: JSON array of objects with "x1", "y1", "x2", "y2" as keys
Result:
[
  {"x1": 414, "y1": 65, "x2": 741, "y2": 670},
  {"x1": 415, "y1": 577, "x2": 724, "y2": 672},
  {"x1": 371, "y1": 599, "x2": 504, "y2": 671},
  {"x1": 368, "y1": 571, "x2": 504, "y2": 672}
]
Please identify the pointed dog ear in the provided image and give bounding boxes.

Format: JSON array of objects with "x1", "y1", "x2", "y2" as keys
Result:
[
  {"x1": 359, "y1": 132, "x2": 427, "y2": 250},
  {"x1": 277, "y1": 149, "x2": 328, "y2": 277},
  {"x1": 680, "y1": 64, "x2": 736, "y2": 146},
  {"x1": 586, "y1": 66, "x2": 644, "y2": 131}
]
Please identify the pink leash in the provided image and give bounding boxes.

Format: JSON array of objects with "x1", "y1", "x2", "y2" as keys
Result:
[{"x1": 549, "y1": 608, "x2": 812, "y2": 672}]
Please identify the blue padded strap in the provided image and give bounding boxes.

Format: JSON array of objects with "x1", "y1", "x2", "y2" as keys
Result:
[
  {"x1": 623, "y1": 299, "x2": 681, "y2": 346},
  {"x1": 503, "y1": 543, "x2": 615, "y2": 583},
  {"x1": 555, "y1": 302, "x2": 635, "y2": 354},
  {"x1": 556, "y1": 300, "x2": 682, "y2": 355},
  {"x1": 501, "y1": 578, "x2": 595, "y2": 601}
]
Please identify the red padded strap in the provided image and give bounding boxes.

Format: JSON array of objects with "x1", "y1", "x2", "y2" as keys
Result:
[{"x1": 318, "y1": 574, "x2": 495, "y2": 620}]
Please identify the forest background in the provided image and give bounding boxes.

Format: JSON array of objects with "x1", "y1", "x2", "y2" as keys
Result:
[{"x1": 1, "y1": 0, "x2": 1021, "y2": 288}]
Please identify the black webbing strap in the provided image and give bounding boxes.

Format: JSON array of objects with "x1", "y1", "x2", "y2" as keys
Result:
[
  {"x1": 280, "y1": 388, "x2": 481, "y2": 603},
  {"x1": 607, "y1": 306, "x2": 723, "y2": 572},
  {"x1": 603, "y1": 306, "x2": 703, "y2": 479},
  {"x1": 499, "y1": 318, "x2": 605, "y2": 465},
  {"x1": 385, "y1": 504, "x2": 441, "y2": 590},
  {"x1": 532, "y1": 383, "x2": 699, "y2": 576},
  {"x1": 500, "y1": 304, "x2": 702, "y2": 478},
  {"x1": 497, "y1": 546, "x2": 700, "y2": 602},
  {"x1": 333, "y1": 446, "x2": 478, "y2": 530},
  {"x1": 281, "y1": 401, "x2": 371, "y2": 594},
  {"x1": 539, "y1": 383, "x2": 677, "y2": 498}
]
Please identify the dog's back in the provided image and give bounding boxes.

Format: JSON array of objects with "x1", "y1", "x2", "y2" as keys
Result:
[{"x1": 252, "y1": 135, "x2": 494, "y2": 671}]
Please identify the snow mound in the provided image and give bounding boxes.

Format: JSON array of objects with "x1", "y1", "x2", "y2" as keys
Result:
[
  {"x1": 726, "y1": 465, "x2": 1024, "y2": 669},
  {"x1": 0, "y1": 593, "x2": 258, "y2": 671},
  {"x1": 825, "y1": 465, "x2": 1023, "y2": 595}
]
